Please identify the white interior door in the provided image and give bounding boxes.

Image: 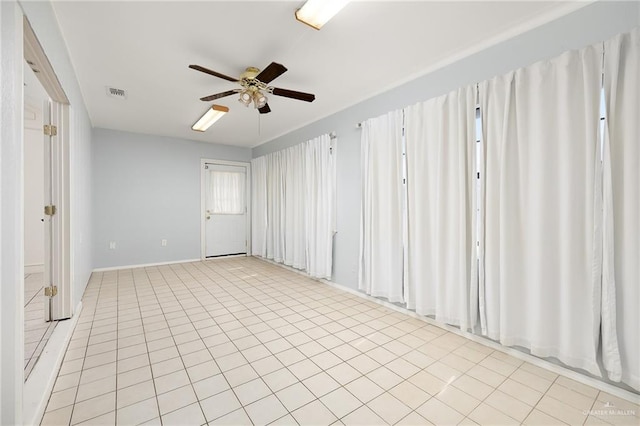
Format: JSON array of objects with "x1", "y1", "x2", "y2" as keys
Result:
[
  {"x1": 43, "y1": 100, "x2": 71, "y2": 321},
  {"x1": 43, "y1": 100, "x2": 53, "y2": 322},
  {"x1": 205, "y1": 164, "x2": 247, "y2": 257}
]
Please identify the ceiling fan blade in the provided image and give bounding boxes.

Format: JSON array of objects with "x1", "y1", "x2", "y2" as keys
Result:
[
  {"x1": 272, "y1": 87, "x2": 315, "y2": 102},
  {"x1": 258, "y1": 104, "x2": 271, "y2": 114},
  {"x1": 189, "y1": 64, "x2": 238, "y2": 83},
  {"x1": 200, "y1": 89, "x2": 240, "y2": 102},
  {"x1": 256, "y1": 62, "x2": 287, "y2": 84}
]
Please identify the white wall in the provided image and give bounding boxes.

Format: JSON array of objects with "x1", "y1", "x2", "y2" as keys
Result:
[
  {"x1": 24, "y1": 123, "x2": 44, "y2": 269},
  {"x1": 92, "y1": 128, "x2": 251, "y2": 269},
  {"x1": 253, "y1": 1, "x2": 640, "y2": 292},
  {"x1": 23, "y1": 58, "x2": 48, "y2": 272},
  {"x1": 0, "y1": 2, "x2": 24, "y2": 423}
]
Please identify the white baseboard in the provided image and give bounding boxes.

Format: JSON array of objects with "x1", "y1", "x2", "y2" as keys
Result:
[
  {"x1": 252, "y1": 255, "x2": 325, "y2": 279},
  {"x1": 318, "y1": 277, "x2": 640, "y2": 404},
  {"x1": 92, "y1": 258, "x2": 200, "y2": 272},
  {"x1": 23, "y1": 301, "x2": 83, "y2": 426},
  {"x1": 24, "y1": 264, "x2": 44, "y2": 274}
]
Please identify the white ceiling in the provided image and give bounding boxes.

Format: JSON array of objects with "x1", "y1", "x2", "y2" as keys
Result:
[{"x1": 52, "y1": 1, "x2": 579, "y2": 148}]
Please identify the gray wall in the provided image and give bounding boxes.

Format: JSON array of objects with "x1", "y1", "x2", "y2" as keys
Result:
[
  {"x1": 253, "y1": 1, "x2": 640, "y2": 291},
  {"x1": 92, "y1": 128, "x2": 251, "y2": 268}
]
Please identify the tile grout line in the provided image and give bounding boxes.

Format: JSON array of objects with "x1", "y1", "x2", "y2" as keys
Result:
[
  {"x1": 43, "y1": 258, "x2": 639, "y2": 426},
  {"x1": 148, "y1": 263, "x2": 225, "y2": 424},
  {"x1": 135, "y1": 266, "x2": 166, "y2": 425},
  {"x1": 179, "y1": 260, "x2": 420, "y2": 424},
  {"x1": 66, "y1": 271, "x2": 103, "y2": 425}
]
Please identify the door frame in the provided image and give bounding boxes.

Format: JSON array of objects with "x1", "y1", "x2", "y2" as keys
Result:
[
  {"x1": 200, "y1": 158, "x2": 251, "y2": 260},
  {"x1": 24, "y1": 17, "x2": 72, "y2": 321}
]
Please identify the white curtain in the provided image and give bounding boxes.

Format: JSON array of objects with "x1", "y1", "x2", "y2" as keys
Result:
[
  {"x1": 207, "y1": 171, "x2": 245, "y2": 214},
  {"x1": 359, "y1": 110, "x2": 404, "y2": 303},
  {"x1": 251, "y1": 157, "x2": 267, "y2": 256},
  {"x1": 251, "y1": 134, "x2": 336, "y2": 279},
  {"x1": 284, "y1": 144, "x2": 307, "y2": 270},
  {"x1": 404, "y1": 87, "x2": 477, "y2": 330},
  {"x1": 305, "y1": 134, "x2": 336, "y2": 279},
  {"x1": 479, "y1": 45, "x2": 604, "y2": 376},
  {"x1": 266, "y1": 152, "x2": 285, "y2": 263},
  {"x1": 603, "y1": 28, "x2": 639, "y2": 390}
]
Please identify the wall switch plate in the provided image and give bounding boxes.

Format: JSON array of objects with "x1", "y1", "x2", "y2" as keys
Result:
[
  {"x1": 161, "y1": 239, "x2": 167, "y2": 247},
  {"x1": 109, "y1": 241, "x2": 116, "y2": 250}
]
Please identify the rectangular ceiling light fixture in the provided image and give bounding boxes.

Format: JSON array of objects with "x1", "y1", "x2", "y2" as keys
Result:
[
  {"x1": 295, "y1": 0, "x2": 350, "y2": 30},
  {"x1": 192, "y1": 104, "x2": 229, "y2": 132}
]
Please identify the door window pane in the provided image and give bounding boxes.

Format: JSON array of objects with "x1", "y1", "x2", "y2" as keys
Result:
[{"x1": 208, "y1": 171, "x2": 245, "y2": 214}]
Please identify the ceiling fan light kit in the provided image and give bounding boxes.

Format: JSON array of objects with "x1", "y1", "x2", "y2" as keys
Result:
[
  {"x1": 238, "y1": 90, "x2": 253, "y2": 107},
  {"x1": 192, "y1": 104, "x2": 229, "y2": 132},
  {"x1": 295, "y1": 0, "x2": 350, "y2": 30}
]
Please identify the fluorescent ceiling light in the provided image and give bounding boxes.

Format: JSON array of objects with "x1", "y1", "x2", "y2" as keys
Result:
[
  {"x1": 192, "y1": 104, "x2": 229, "y2": 132},
  {"x1": 295, "y1": 0, "x2": 350, "y2": 30}
]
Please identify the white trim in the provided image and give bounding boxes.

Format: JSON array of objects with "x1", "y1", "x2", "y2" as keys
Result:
[
  {"x1": 200, "y1": 158, "x2": 252, "y2": 260},
  {"x1": 253, "y1": 256, "x2": 640, "y2": 404},
  {"x1": 24, "y1": 264, "x2": 44, "y2": 274},
  {"x1": 92, "y1": 258, "x2": 201, "y2": 272},
  {"x1": 23, "y1": 301, "x2": 82, "y2": 426},
  {"x1": 23, "y1": 16, "x2": 72, "y2": 322},
  {"x1": 23, "y1": 17, "x2": 68, "y2": 104},
  {"x1": 49, "y1": 101, "x2": 71, "y2": 320}
]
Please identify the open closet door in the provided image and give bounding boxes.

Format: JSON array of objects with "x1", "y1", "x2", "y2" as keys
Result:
[{"x1": 44, "y1": 100, "x2": 71, "y2": 321}]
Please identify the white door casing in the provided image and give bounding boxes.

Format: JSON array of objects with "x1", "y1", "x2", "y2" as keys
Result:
[
  {"x1": 24, "y1": 16, "x2": 72, "y2": 322},
  {"x1": 48, "y1": 101, "x2": 71, "y2": 320}
]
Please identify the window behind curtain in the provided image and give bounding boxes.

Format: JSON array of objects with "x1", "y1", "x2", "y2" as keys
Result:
[{"x1": 207, "y1": 170, "x2": 245, "y2": 214}]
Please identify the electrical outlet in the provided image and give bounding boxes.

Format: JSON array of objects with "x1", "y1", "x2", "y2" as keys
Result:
[
  {"x1": 161, "y1": 239, "x2": 167, "y2": 247},
  {"x1": 109, "y1": 241, "x2": 116, "y2": 250}
]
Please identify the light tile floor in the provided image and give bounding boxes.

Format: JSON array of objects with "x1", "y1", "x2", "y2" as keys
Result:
[
  {"x1": 41, "y1": 258, "x2": 639, "y2": 425},
  {"x1": 25, "y1": 271, "x2": 58, "y2": 380}
]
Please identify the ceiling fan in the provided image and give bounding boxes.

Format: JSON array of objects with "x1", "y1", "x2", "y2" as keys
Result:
[{"x1": 189, "y1": 62, "x2": 316, "y2": 114}]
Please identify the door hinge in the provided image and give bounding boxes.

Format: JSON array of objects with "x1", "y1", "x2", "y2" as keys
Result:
[
  {"x1": 44, "y1": 286, "x2": 58, "y2": 297},
  {"x1": 43, "y1": 124, "x2": 57, "y2": 136},
  {"x1": 44, "y1": 205, "x2": 57, "y2": 216}
]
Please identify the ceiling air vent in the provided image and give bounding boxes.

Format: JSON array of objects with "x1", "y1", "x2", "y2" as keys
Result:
[{"x1": 106, "y1": 86, "x2": 127, "y2": 100}]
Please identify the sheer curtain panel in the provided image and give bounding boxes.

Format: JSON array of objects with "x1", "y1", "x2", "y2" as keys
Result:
[
  {"x1": 251, "y1": 134, "x2": 336, "y2": 279},
  {"x1": 404, "y1": 87, "x2": 477, "y2": 330},
  {"x1": 604, "y1": 28, "x2": 639, "y2": 390},
  {"x1": 359, "y1": 110, "x2": 405, "y2": 302},
  {"x1": 251, "y1": 157, "x2": 268, "y2": 257},
  {"x1": 283, "y1": 144, "x2": 307, "y2": 270},
  {"x1": 265, "y1": 152, "x2": 286, "y2": 263},
  {"x1": 305, "y1": 134, "x2": 336, "y2": 279},
  {"x1": 479, "y1": 45, "x2": 604, "y2": 376}
]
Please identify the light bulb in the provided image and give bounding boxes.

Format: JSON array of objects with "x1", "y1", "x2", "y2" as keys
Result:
[
  {"x1": 253, "y1": 92, "x2": 268, "y2": 109},
  {"x1": 238, "y1": 90, "x2": 252, "y2": 107}
]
